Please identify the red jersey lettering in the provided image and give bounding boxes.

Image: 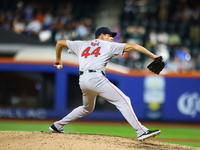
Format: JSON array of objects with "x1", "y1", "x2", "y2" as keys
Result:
[{"x1": 81, "y1": 47, "x2": 101, "y2": 58}]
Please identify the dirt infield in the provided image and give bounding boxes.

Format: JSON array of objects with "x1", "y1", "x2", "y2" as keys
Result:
[{"x1": 0, "y1": 131, "x2": 199, "y2": 150}]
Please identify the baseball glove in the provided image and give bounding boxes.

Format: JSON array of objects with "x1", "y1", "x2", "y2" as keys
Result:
[{"x1": 147, "y1": 56, "x2": 165, "y2": 74}]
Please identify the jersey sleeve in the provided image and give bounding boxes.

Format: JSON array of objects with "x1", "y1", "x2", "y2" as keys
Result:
[
  {"x1": 110, "y1": 42, "x2": 125, "y2": 56},
  {"x1": 66, "y1": 40, "x2": 83, "y2": 55}
]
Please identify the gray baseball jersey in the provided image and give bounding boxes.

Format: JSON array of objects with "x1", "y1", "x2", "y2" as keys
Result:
[
  {"x1": 66, "y1": 39, "x2": 125, "y2": 71},
  {"x1": 54, "y1": 39, "x2": 148, "y2": 137}
]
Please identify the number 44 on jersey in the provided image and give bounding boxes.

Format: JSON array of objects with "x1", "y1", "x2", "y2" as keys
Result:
[{"x1": 81, "y1": 47, "x2": 101, "y2": 58}]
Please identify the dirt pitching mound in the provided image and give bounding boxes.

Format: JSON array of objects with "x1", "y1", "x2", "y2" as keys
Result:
[{"x1": 0, "y1": 131, "x2": 199, "y2": 150}]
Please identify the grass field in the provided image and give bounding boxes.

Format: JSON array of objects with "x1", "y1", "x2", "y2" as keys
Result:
[{"x1": 0, "y1": 119, "x2": 200, "y2": 148}]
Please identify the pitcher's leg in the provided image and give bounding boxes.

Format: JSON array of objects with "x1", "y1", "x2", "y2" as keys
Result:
[
  {"x1": 98, "y1": 78, "x2": 148, "y2": 137},
  {"x1": 54, "y1": 91, "x2": 97, "y2": 130}
]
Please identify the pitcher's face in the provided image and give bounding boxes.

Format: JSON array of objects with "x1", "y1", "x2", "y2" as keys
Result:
[{"x1": 102, "y1": 34, "x2": 114, "y2": 42}]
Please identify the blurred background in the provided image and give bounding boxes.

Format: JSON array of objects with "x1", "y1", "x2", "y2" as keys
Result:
[{"x1": 0, "y1": 0, "x2": 200, "y2": 122}]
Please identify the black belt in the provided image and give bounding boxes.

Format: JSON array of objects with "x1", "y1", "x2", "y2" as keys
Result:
[{"x1": 79, "y1": 70, "x2": 105, "y2": 76}]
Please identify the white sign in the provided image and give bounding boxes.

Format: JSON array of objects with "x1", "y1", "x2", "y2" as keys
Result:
[
  {"x1": 144, "y1": 76, "x2": 165, "y2": 103},
  {"x1": 0, "y1": 108, "x2": 47, "y2": 119},
  {"x1": 177, "y1": 92, "x2": 200, "y2": 118}
]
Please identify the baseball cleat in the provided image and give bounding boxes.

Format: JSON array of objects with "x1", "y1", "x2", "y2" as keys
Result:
[
  {"x1": 49, "y1": 124, "x2": 64, "y2": 133},
  {"x1": 138, "y1": 130, "x2": 161, "y2": 141}
]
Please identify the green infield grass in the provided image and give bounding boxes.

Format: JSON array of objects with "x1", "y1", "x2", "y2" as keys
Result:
[{"x1": 0, "y1": 120, "x2": 199, "y2": 148}]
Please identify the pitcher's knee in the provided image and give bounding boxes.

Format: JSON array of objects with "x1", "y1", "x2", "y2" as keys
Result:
[{"x1": 82, "y1": 106, "x2": 94, "y2": 115}]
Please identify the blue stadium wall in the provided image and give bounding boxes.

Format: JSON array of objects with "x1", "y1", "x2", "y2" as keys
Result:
[{"x1": 0, "y1": 63, "x2": 200, "y2": 122}]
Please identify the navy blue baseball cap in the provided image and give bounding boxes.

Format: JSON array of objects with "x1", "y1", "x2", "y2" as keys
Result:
[{"x1": 95, "y1": 27, "x2": 117, "y2": 38}]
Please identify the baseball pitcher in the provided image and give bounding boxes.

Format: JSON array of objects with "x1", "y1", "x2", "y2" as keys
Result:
[{"x1": 49, "y1": 27, "x2": 164, "y2": 141}]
